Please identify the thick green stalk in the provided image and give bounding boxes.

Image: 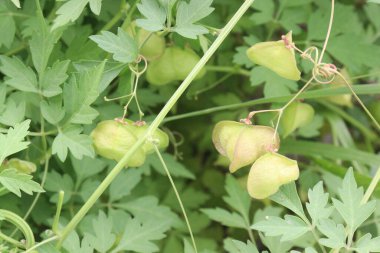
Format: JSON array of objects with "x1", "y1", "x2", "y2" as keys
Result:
[{"x1": 57, "y1": 0, "x2": 255, "y2": 246}]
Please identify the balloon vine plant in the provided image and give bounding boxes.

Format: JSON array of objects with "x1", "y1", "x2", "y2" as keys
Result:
[
  {"x1": 1, "y1": 0, "x2": 380, "y2": 252},
  {"x1": 212, "y1": 0, "x2": 380, "y2": 202}
]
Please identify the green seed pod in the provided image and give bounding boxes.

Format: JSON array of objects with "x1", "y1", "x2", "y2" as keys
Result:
[
  {"x1": 246, "y1": 31, "x2": 301, "y2": 81},
  {"x1": 91, "y1": 120, "x2": 146, "y2": 167},
  {"x1": 146, "y1": 49, "x2": 177, "y2": 85},
  {"x1": 138, "y1": 29, "x2": 165, "y2": 60},
  {"x1": 5, "y1": 158, "x2": 37, "y2": 174},
  {"x1": 325, "y1": 69, "x2": 353, "y2": 107},
  {"x1": 146, "y1": 47, "x2": 206, "y2": 86},
  {"x1": 281, "y1": 102, "x2": 315, "y2": 137},
  {"x1": 247, "y1": 153, "x2": 299, "y2": 199},
  {"x1": 125, "y1": 23, "x2": 165, "y2": 61},
  {"x1": 132, "y1": 124, "x2": 169, "y2": 154},
  {"x1": 171, "y1": 47, "x2": 206, "y2": 80},
  {"x1": 212, "y1": 121, "x2": 280, "y2": 173}
]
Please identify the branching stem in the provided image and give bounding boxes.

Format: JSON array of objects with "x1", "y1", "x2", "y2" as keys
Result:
[
  {"x1": 154, "y1": 146, "x2": 198, "y2": 253},
  {"x1": 56, "y1": 0, "x2": 255, "y2": 246}
]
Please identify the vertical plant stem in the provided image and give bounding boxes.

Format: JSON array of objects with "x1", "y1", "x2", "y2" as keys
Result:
[
  {"x1": 52, "y1": 191, "x2": 65, "y2": 234},
  {"x1": 154, "y1": 146, "x2": 198, "y2": 253},
  {"x1": 318, "y1": 0, "x2": 335, "y2": 64},
  {"x1": 361, "y1": 167, "x2": 380, "y2": 204},
  {"x1": 56, "y1": 0, "x2": 255, "y2": 247}
]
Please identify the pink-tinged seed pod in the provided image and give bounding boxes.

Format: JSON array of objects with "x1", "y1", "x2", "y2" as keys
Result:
[
  {"x1": 212, "y1": 121, "x2": 280, "y2": 173},
  {"x1": 246, "y1": 31, "x2": 301, "y2": 81},
  {"x1": 247, "y1": 153, "x2": 299, "y2": 199}
]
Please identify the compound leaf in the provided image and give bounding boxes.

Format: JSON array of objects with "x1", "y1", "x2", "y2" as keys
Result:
[{"x1": 0, "y1": 169, "x2": 44, "y2": 197}]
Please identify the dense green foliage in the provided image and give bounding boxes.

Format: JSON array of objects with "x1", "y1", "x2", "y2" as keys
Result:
[{"x1": 0, "y1": 0, "x2": 380, "y2": 252}]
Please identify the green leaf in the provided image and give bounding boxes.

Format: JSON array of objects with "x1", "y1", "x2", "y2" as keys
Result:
[
  {"x1": 136, "y1": 0, "x2": 167, "y2": 31},
  {"x1": 249, "y1": 0, "x2": 275, "y2": 25},
  {"x1": 0, "y1": 56, "x2": 39, "y2": 93},
  {"x1": 63, "y1": 231, "x2": 93, "y2": 253},
  {"x1": 327, "y1": 34, "x2": 380, "y2": 72},
  {"x1": 332, "y1": 168, "x2": 377, "y2": 233},
  {"x1": 306, "y1": 182, "x2": 333, "y2": 226},
  {"x1": 84, "y1": 211, "x2": 116, "y2": 253},
  {"x1": 201, "y1": 208, "x2": 246, "y2": 229},
  {"x1": 0, "y1": 169, "x2": 44, "y2": 197},
  {"x1": 62, "y1": 61, "x2": 105, "y2": 124},
  {"x1": 250, "y1": 67, "x2": 298, "y2": 98},
  {"x1": 224, "y1": 238, "x2": 259, "y2": 253},
  {"x1": 0, "y1": 4, "x2": 16, "y2": 48},
  {"x1": 183, "y1": 239, "x2": 195, "y2": 253},
  {"x1": 317, "y1": 219, "x2": 346, "y2": 249},
  {"x1": 10, "y1": 0, "x2": 20, "y2": 8},
  {"x1": 305, "y1": 248, "x2": 318, "y2": 253},
  {"x1": 173, "y1": 0, "x2": 214, "y2": 39},
  {"x1": 233, "y1": 46, "x2": 254, "y2": 68},
  {"x1": 0, "y1": 120, "x2": 30, "y2": 165},
  {"x1": 270, "y1": 182, "x2": 306, "y2": 219},
  {"x1": 353, "y1": 234, "x2": 380, "y2": 253},
  {"x1": 116, "y1": 196, "x2": 178, "y2": 224},
  {"x1": 28, "y1": 17, "x2": 62, "y2": 75},
  {"x1": 89, "y1": 0, "x2": 102, "y2": 15},
  {"x1": 40, "y1": 60, "x2": 70, "y2": 97},
  {"x1": 40, "y1": 97, "x2": 65, "y2": 125},
  {"x1": 142, "y1": 153, "x2": 195, "y2": 179},
  {"x1": 0, "y1": 99, "x2": 25, "y2": 126},
  {"x1": 44, "y1": 171, "x2": 74, "y2": 203},
  {"x1": 52, "y1": 125, "x2": 94, "y2": 162},
  {"x1": 71, "y1": 156, "x2": 107, "y2": 185},
  {"x1": 252, "y1": 215, "x2": 309, "y2": 242},
  {"x1": 109, "y1": 169, "x2": 142, "y2": 202},
  {"x1": 223, "y1": 175, "x2": 251, "y2": 219},
  {"x1": 90, "y1": 28, "x2": 138, "y2": 64},
  {"x1": 52, "y1": 0, "x2": 89, "y2": 30},
  {"x1": 111, "y1": 216, "x2": 172, "y2": 253}
]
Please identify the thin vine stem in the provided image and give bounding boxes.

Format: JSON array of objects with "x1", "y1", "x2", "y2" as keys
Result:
[
  {"x1": 0, "y1": 231, "x2": 25, "y2": 249},
  {"x1": 318, "y1": 0, "x2": 335, "y2": 64},
  {"x1": 23, "y1": 235, "x2": 59, "y2": 253},
  {"x1": 154, "y1": 146, "x2": 198, "y2": 253},
  {"x1": 56, "y1": 0, "x2": 255, "y2": 247},
  {"x1": 162, "y1": 84, "x2": 380, "y2": 123},
  {"x1": 333, "y1": 71, "x2": 380, "y2": 132}
]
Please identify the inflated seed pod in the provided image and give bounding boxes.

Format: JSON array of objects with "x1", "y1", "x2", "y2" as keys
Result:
[
  {"x1": 146, "y1": 49, "x2": 177, "y2": 85},
  {"x1": 246, "y1": 31, "x2": 301, "y2": 81},
  {"x1": 91, "y1": 120, "x2": 146, "y2": 167},
  {"x1": 138, "y1": 29, "x2": 165, "y2": 60},
  {"x1": 281, "y1": 102, "x2": 315, "y2": 137},
  {"x1": 247, "y1": 153, "x2": 299, "y2": 199},
  {"x1": 212, "y1": 121, "x2": 280, "y2": 173},
  {"x1": 125, "y1": 23, "x2": 165, "y2": 60},
  {"x1": 5, "y1": 158, "x2": 37, "y2": 174},
  {"x1": 171, "y1": 47, "x2": 206, "y2": 80},
  {"x1": 132, "y1": 124, "x2": 169, "y2": 154},
  {"x1": 146, "y1": 47, "x2": 206, "y2": 86},
  {"x1": 324, "y1": 69, "x2": 353, "y2": 107}
]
